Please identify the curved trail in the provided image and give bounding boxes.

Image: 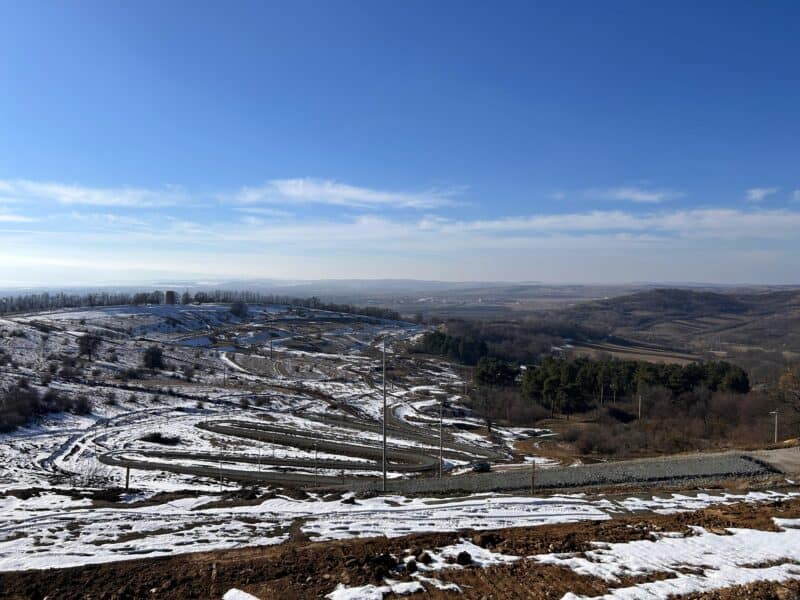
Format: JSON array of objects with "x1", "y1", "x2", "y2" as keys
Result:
[{"x1": 97, "y1": 341, "x2": 506, "y2": 489}]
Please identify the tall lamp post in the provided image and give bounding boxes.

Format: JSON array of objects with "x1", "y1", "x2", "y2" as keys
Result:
[
  {"x1": 439, "y1": 396, "x2": 444, "y2": 478},
  {"x1": 382, "y1": 339, "x2": 387, "y2": 492},
  {"x1": 769, "y1": 411, "x2": 779, "y2": 444}
]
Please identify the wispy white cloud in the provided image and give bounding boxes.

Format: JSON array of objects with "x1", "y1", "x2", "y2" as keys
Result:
[
  {"x1": 590, "y1": 186, "x2": 682, "y2": 204},
  {"x1": 234, "y1": 206, "x2": 293, "y2": 218},
  {"x1": 239, "y1": 215, "x2": 265, "y2": 227},
  {"x1": 2, "y1": 176, "x2": 799, "y2": 285},
  {"x1": 17, "y1": 206, "x2": 800, "y2": 250},
  {"x1": 230, "y1": 178, "x2": 461, "y2": 209},
  {"x1": 792, "y1": 189, "x2": 800, "y2": 203},
  {"x1": 0, "y1": 177, "x2": 462, "y2": 211},
  {"x1": 67, "y1": 212, "x2": 148, "y2": 227},
  {"x1": 0, "y1": 208, "x2": 36, "y2": 222},
  {"x1": 0, "y1": 179, "x2": 186, "y2": 207},
  {"x1": 408, "y1": 208, "x2": 800, "y2": 241},
  {"x1": 745, "y1": 187, "x2": 779, "y2": 202}
]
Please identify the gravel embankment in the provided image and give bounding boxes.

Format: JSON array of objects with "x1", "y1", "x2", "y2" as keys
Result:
[{"x1": 347, "y1": 452, "x2": 777, "y2": 494}]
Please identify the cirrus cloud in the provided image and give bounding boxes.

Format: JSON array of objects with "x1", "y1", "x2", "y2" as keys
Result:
[
  {"x1": 745, "y1": 187, "x2": 779, "y2": 202},
  {"x1": 587, "y1": 186, "x2": 683, "y2": 204},
  {"x1": 0, "y1": 179, "x2": 186, "y2": 207},
  {"x1": 229, "y1": 178, "x2": 462, "y2": 209}
]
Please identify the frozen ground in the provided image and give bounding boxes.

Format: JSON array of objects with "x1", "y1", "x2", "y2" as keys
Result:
[
  {"x1": 1, "y1": 303, "x2": 514, "y2": 493},
  {"x1": 0, "y1": 303, "x2": 548, "y2": 572},
  {"x1": 0, "y1": 487, "x2": 797, "y2": 571},
  {"x1": 1, "y1": 302, "x2": 796, "y2": 592}
]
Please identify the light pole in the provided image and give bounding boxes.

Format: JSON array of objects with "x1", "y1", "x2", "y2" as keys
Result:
[
  {"x1": 382, "y1": 339, "x2": 387, "y2": 493},
  {"x1": 770, "y1": 411, "x2": 778, "y2": 444},
  {"x1": 439, "y1": 396, "x2": 444, "y2": 479}
]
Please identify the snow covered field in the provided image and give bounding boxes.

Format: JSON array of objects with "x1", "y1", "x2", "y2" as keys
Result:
[
  {"x1": 0, "y1": 487, "x2": 797, "y2": 572},
  {"x1": 1, "y1": 302, "x2": 797, "y2": 599},
  {"x1": 0, "y1": 303, "x2": 553, "y2": 572},
  {"x1": 542, "y1": 518, "x2": 800, "y2": 599}
]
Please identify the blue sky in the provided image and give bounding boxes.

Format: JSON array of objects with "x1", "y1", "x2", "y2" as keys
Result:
[{"x1": 1, "y1": 1, "x2": 799, "y2": 285}]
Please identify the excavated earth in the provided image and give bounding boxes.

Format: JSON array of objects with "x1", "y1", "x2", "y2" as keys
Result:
[{"x1": 3, "y1": 497, "x2": 800, "y2": 599}]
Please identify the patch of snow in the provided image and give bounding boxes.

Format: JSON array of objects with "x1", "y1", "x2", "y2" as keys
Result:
[
  {"x1": 223, "y1": 590, "x2": 262, "y2": 600},
  {"x1": 543, "y1": 519, "x2": 800, "y2": 599},
  {"x1": 326, "y1": 581, "x2": 423, "y2": 600}
]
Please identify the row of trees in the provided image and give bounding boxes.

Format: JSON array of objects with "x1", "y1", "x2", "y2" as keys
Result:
[
  {"x1": 519, "y1": 356, "x2": 750, "y2": 415},
  {"x1": 467, "y1": 355, "x2": 752, "y2": 422},
  {"x1": 0, "y1": 290, "x2": 401, "y2": 321}
]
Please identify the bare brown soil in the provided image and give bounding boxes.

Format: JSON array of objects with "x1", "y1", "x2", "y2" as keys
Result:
[
  {"x1": 3, "y1": 497, "x2": 800, "y2": 600},
  {"x1": 679, "y1": 580, "x2": 800, "y2": 599}
]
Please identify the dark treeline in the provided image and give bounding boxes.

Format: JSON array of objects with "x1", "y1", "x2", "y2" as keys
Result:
[
  {"x1": 519, "y1": 356, "x2": 750, "y2": 416},
  {"x1": 413, "y1": 319, "x2": 599, "y2": 364},
  {"x1": 412, "y1": 330, "x2": 488, "y2": 365},
  {"x1": 0, "y1": 290, "x2": 401, "y2": 321}
]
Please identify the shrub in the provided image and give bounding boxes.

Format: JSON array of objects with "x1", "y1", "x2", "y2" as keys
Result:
[
  {"x1": 116, "y1": 368, "x2": 142, "y2": 381},
  {"x1": 181, "y1": 365, "x2": 195, "y2": 381},
  {"x1": 141, "y1": 432, "x2": 181, "y2": 445},
  {"x1": 142, "y1": 346, "x2": 164, "y2": 369},
  {"x1": 78, "y1": 334, "x2": 101, "y2": 360},
  {"x1": 602, "y1": 406, "x2": 636, "y2": 424},
  {"x1": 72, "y1": 395, "x2": 92, "y2": 415}
]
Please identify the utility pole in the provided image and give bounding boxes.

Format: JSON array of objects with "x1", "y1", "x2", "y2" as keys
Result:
[
  {"x1": 770, "y1": 411, "x2": 779, "y2": 444},
  {"x1": 382, "y1": 339, "x2": 387, "y2": 493},
  {"x1": 40, "y1": 335, "x2": 47, "y2": 370},
  {"x1": 314, "y1": 443, "x2": 319, "y2": 488},
  {"x1": 439, "y1": 396, "x2": 444, "y2": 479},
  {"x1": 530, "y1": 460, "x2": 536, "y2": 495},
  {"x1": 270, "y1": 337, "x2": 273, "y2": 360},
  {"x1": 638, "y1": 394, "x2": 642, "y2": 420}
]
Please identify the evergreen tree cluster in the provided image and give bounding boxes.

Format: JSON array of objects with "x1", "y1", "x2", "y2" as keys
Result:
[
  {"x1": 473, "y1": 356, "x2": 519, "y2": 387},
  {"x1": 520, "y1": 356, "x2": 750, "y2": 415},
  {"x1": 413, "y1": 330, "x2": 489, "y2": 365},
  {"x1": 414, "y1": 319, "x2": 598, "y2": 365}
]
